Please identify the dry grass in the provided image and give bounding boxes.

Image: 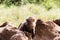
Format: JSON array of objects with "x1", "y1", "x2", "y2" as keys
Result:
[{"x1": 0, "y1": 4, "x2": 60, "y2": 27}]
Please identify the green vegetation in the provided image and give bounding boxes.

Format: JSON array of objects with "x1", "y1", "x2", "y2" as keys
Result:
[
  {"x1": 0, "y1": 0, "x2": 60, "y2": 27},
  {"x1": 0, "y1": 0, "x2": 59, "y2": 9}
]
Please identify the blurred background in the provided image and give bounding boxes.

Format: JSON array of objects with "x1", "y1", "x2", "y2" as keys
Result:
[{"x1": 0, "y1": 0, "x2": 60, "y2": 27}]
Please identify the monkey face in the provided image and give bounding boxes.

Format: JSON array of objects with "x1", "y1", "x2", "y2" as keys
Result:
[{"x1": 26, "y1": 17, "x2": 35, "y2": 23}]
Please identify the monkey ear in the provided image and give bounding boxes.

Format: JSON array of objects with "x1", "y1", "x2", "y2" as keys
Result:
[{"x1": 26, "y1": 19, "x2": 30, "y2": 22}]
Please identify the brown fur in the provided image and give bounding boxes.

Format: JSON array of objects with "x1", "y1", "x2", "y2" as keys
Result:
[
  {"x1": 33, "y1": 19, "x2": 60, "y2": 40},
  {"x1": 53, "y1": 19, "x2": 60, "y2": 26},
  {"x1": 19, "y1": 17, "x2": 36, "y2": 39},
  {"x1": 10, "y1": 31, "x2": 28, "y2": 40},
  {"x1": 0, "y1": 23, "x2": 19, "y2": 40}
]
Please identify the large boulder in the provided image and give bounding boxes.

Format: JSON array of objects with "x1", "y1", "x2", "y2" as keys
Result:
[
  {"x1": 10, "y1": 31, "x2": 28, "y2": 40},
  {"x1": 0, "y1": 22, "x2": 19, "y2": 40},
  {"x1": 33, "y1": 19, "x2": 60, "y2": 40}
]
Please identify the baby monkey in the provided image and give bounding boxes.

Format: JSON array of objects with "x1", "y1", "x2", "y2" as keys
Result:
[{"x1": 19, "y1": 16, "x2": 36, "y2": 39}]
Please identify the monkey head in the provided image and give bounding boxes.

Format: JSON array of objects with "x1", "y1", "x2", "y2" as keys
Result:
[{"x1": 26, "y1": 16, "x2": 35, "y2": 23}]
